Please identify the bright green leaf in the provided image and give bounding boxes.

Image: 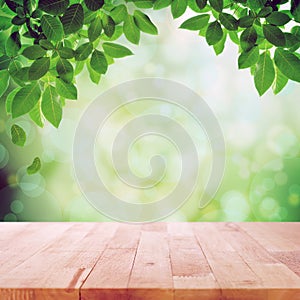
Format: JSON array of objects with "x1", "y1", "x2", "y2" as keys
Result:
[
  {"x1": 56, "y1": 78, "x2": 77, "y2": 99},
  {"x1": 238, "y1": 46, "x2": 259, "y2": 69},
  {"x1": 88, "y1": 15, "x2": 102, "y2": 42},
  {"x1": 90, "y1": 50, "x2": 108, "y2": 74},
  {"x1": 273, "y1": 66, "x2": 288, "y2": 94},
  {"x1": 74, "y1": 42, "x2": 93, "y2": 61},
  {"x1": 254, "y1": 51, "x2": 275, "y2": 96},
  {"x1": 102, "y1": 42, "x2": 133, "y2": 58},
  {"x1": 134, "y1": 10, "x2": 158, "y2": 35},
  {"x1": 29, "y1": 101, "x2": 44, "y2": 128},
  {"x1": 0, "y1": 69, "x2": 9, "y2": 97},
  {"x1": 180, "y1": 14, "x2": 210, "y2": 31},
  {"x1": 123, "y1": 14, "x2": 140, "y2": 44},
  {"x1": 27, "y1": 157, "x2": 41, "y2": 175},
  {"x1": 56, "y1": 58, "x2": 74, "y2": 83},
  {"x1": 171, "y1": 0, "x2": 188, "y2": 19},
  {"x1": 11, "y1": 124, "x2": 26, "y2": 147},
  {"x1": 41, "y1": 85, "x2": 62, "y2": 128}
]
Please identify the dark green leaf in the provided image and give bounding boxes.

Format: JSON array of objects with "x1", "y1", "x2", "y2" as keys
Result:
[
  {"x1": 38, "y1": 0, "x2": 69, "y2": 15},
  {"x1": 257, "y1": 6, "x2": 272, "y2": 17},
  {"x1": 240, "y1": 26, "x2": 257, "y2": 51},
  {"x1": 102, "y1": 42, "x2": 133, "y2": 58},
  {"x1": 11, "y1": 124, "x2": 26, "y2": 146},
  {"x1": 41, "y1": 85, "x2": 62, "y2": 127},
  {"x1": 274, "y1": 48, "x2": 300, "y2": 82},
  {"x1": 87, "y1": 59, "x2": 101, "y2": 84},
  {"x1": 27, "y1": 157, "x2": 41, "y2": 175},
  {"x1": 22, "y1": 45, "x2": 46, "y2": 60},
  {"x1": 238, "y1": 46, "x2": 259, "y2": 69},
  {"x1": 263, "y1": 24, "x2": 285, "y2": 47},
  {"x1": 102, "y1": 14, "x2": 115, "y2": 37},
  {"x1": 209, "y1": 0, "x2": 223, "y2": 12},
  {"x1": 39, "y1": 39, "x2": 55, "y2": 50},
  {"x1": 61, "y1": 4, "x2": 84, "y2": 35},
  {"x1": 123, "y1": 14, "x2": 140, "y2": 44},
  {"x1": 28, "y1": 57, "x2": 50, "y2": 80},
  {"x1": 291, "y1": 0, "x2": 300, "y2": 22},
  {"x1": 213, "y1": 29, "x2": 227, "y2": 55},
  {"x1": 74, "y1": 42, "x2": 93, "y2": 61},
  {"x1": 195, "y1": 0, "x2": 207, "y2": 10},
  {"x1": 266, "y1": 11, "x2": 291, "y2": 25},
  {"x1": 41, "y1": 15, "x2": 64, "y2": 41},
  {"x1": 90, "y1": 49, "x2": 108, "y2": 74},
  {"x1": 11, "y1": 82, "x2": 41, "y2": 118},
  {"x1": 219, "y1": 12, "x2": 238, "y2": 31},
  {"x1": 88, "y1": 15, "x2": 102, "y2": 42},
  {"x1": 180, "y1": 14, "x2": 210, "y2": 30},
  {"x1": 56, "y1": 78, "x2": 77, "y2": 99},
  {"x1": 134, "y1": 10, "x2": 158, "y2": 35},
  {"x1": 84, "y1": 0, "x2": 104, "y2": 11},
  {"x1": 238, "y1": 16, "x2": 254, "y2": 28},
  {"x1": 56, "y1": 58, "x2": 73, "y2": 82},
  {"x1": 254, "y1": 51, "x2": 275, "y2": 96},
  {"x1": 248, "y1": 0, "x2": 266, "y2": 11},
  {"x1": 12, "y1": 16, "x2": 26, "y2": 25},
  {"x1": 58, "y1": 47, "x2": 74, "y2": 58},
  {"x1": 0, "y1": 55, "x2": 11, "y2": 70},
  {"x1": 206, "y1": 21, "x2": 223, "y2": 45},
  {"x1": 171, "y1": 0, "x2": 187, "y2": 19}
]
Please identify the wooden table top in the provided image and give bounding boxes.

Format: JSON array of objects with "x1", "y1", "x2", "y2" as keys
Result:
[{"x1": 0, "y1": 222, "x2": 299, "y2": 300}]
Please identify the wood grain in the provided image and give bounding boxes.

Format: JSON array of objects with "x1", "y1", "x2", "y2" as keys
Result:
[{"x1": 0, "y1": 223, "x2": 299, "y2": 300}]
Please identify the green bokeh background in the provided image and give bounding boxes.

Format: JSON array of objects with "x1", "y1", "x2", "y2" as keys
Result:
[{"x1": 1, "y1": 8, "x2": 300, "y2": 222}]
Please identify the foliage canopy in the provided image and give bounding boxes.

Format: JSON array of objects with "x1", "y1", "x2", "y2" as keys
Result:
[{"x1": 0, "y1": 0, "x2": 299, "y2": 173}]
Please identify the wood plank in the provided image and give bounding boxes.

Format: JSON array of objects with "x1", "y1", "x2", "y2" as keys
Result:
[
  {"x1": 128, "y1": 231, "x2": 173, "y2": 300},
  {"x1": 168, "y1": 225, "x2": 220, "y2": 300},
  {"x1": 216, "y1": 223, "x2": 300, "y2": 300},
  {"x1": 240, "y1": 223, "x2": 300, "y2": 251},
  {"x1": 193, "y1": 223, "x2": 266, "y2": 300},
  {"x1": 271, "y1": 251, "x2": 300, "y2": 277},
  {"x1": 0, "y1": 223, "x2": 118, "y2": 300}
]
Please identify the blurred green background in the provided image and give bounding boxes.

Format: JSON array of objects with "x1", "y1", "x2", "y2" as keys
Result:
[{"x1": 1, "y1": 8, "x2": 300, "y2": 222}]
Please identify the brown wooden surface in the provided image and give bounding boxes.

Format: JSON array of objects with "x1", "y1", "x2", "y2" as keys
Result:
[{"x1": 0, "y1": 223, "x2": 300, "y2": 300}]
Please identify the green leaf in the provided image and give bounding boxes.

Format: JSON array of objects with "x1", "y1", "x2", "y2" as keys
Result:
[
  {"x1": 153, "y1": 0, "x2": 172, "y2": 10},
  {"x1": 102, "y1": 42, "x2": 133, "y2": 58},
  {"x1": 0, "y1": 17, "x2": 12, "y2": 31},
  {"x1": 102, "y1": 14, "x2": 115, "y2": 38},
  {"x1": 134, "y1": 10, "x2": 158, "y2": 35},
  {"x1": 61, "y1": 4, "x2": 84, "y2": 35},
  {"x1": 41, "y1": 85, "x2": 62, "y2": 128},
  {"x1": 11, "y1": 82, "x2": 41, "y2": 118},
  {"x1": 213, "y1": 29, "x2": 227, "y2": 55},
  {"x1": 0, "y1": 55, "x2": 11, "y2": 70},
  {"x1": 56, "y1": 58, "x2": 73, "y2": 83},
  {"x1": 27, "y1": 157, "x2": 41, "y2": 175},
  {"x1": 266, "y1": 11, "x2": 291, "y2": 26},
  {"x1": 219, "y1": 12, "x2": 238, "y2": 31},
  {"x1": 28, "y1": 57, "x2": 50, "y2": 80},
  {"x1": 238, "y1": 16, "x2": 254, "y2": 28},
  {"x1": 38, "y1": 0, "x2": 69, "y2": 15},
  {"x1": 179, "y1": 14, "x2": 210, "y2": 31},
  {"x1": 132, "y1": 0, "x2": 154, "y2": 8},
  {"x1": 0, "y1": 69, "x2": 9, "y2": 97},
  {"x1": 209, "y1": 0, "x2": 223, "y2": 12},
  {"x1": 74, "y1": 42, "x2": 93, "y2": 61},
  {"x1": 6, "y1": 31, "x2": 21, "y2": 57},
  {"x1": 247, "y1": 0, "x2": 266, "y2": 11},
  {"x1": 240, "y1": 26, "x2": 257, "y2": 51},
  {"x1": 22, "y1": 45, "x2": 46, "y2": 60},
  {"x1": 11, "y1": 124, "x2": 26, "y2": 146},
  {"x1": 29, "y1": 101, "x2": 44, "y2": 127},
  {"x1": 263, "y1": 24, "x2": 285, "y2": 47},
  {"x1": 84, "y1": 0, "x2": 104, "y2": 11},
  {"x1": 39, "y1": 39, "x2": 55, "y2": 50},
  {"x1": 195, "y1": 0, "x2": 207, "y2": 10},
  {"x1": 171, "y1": 0, "x2": 187, "y2": 19},
  {"x1": 257, "y1": 6, "x2": 272, "y2": 17},
  {"x1": 274, "y1": 48, "x2": 300, "y2": 82},
  {"x1": 206, "y1": 21, "x2": 223, "y2": 45},
  {"x1": 273, "y1": 66, "x2": 288, "y2": 94},
  {"x1": 238, "y1": 46, "x2": 259, "y2": 69},
  {"x1": 90, "y1": 49, "x2": 108, "y2": 74},
  {"x1": 291, "y1": 0, "x2": 300, "y2": 23},
  {"x1": 87, "y1": 59, "x2": 101, "y2": 84},
  {"x1": 58, "y1": 47, "x2": 74, "y2": 58},
  {"x1": 88, "y1": 15, "x2": 102, "y2": 42},
  {"x1": 41, "y1": 15, "x2": 64, "y2": 41},
  {"x1": 6, "y1": 88, "x2": 20, "y2": 114},
  {"x1": 254, "y1": 51, "x2": 275, "y2": 96},
  {"x1": 188, "y1": 0, "x2": 207, "y2": 11},
  {"x1": 110, "y1": 4, "x2": 127, "y2": 24},
  {"x1": 123, "y1": 14, "x2": 140, "y2": 44},
  {"x1": 56, "y1": 78, "x2": 77, "y2": 99}
]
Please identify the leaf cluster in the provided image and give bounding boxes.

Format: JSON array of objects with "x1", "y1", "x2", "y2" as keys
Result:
[{"x1": 0, "y1": 0, "x2": 299, "y2": 173}]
